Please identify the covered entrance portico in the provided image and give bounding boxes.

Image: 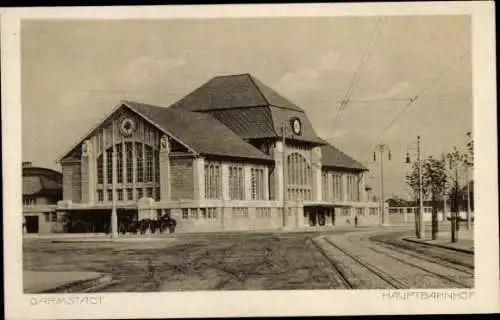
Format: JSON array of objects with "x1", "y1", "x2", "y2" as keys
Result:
[
  {"x1": 57, "y1": 202, "x2": 139, "y2": 234},
  {"x1": 303, "y1": 202, "x2": 351, "y2": 227}
]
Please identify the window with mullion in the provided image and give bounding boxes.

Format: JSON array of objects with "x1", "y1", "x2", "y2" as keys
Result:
[{"x1": 106, "y1": 149, "x2": 113, "y2": 184}]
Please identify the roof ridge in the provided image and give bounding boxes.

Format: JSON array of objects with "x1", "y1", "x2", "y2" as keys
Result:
[{"x1": 246, "y1": 74, "x2": 271, "y2": 106}]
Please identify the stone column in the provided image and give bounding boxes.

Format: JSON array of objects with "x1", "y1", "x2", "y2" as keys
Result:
[
  {"x1": 221, "y1": 163, "x2": 229, "y2": 200},
  {"x1": 244, "y1": 165, "x2": 252, "y2": 200},
  {"x1": 311, "y1": 146, "x2": 322, "y2": 201},
  {"x1": 193, "y1": 157, "x2": 205, "y2": 200},
  {"x1": 273, "y1": 141, "x2": 285, "y2": 202},
  {"x1": 263, "y1": 166, "x2": 269, "y2": 200},
  {"x1": 81, "y1": 140, "x2": 94, "y2": 204},
  {"x1": 342, "y1": 174, "x2": 348, "y2": 202},
  {"x1": 159, "y1": 135, "x2": 171, "y2": 202}
]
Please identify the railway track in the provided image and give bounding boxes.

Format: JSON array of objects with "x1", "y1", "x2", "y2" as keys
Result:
[
  {"x1": 350, "y1": 235, "x2": 473, "y2": 288},
  {"x1": 321, "y1": 236, "x2": 406, "y2": 289},
  {"x1": 313, "y1": 230, "x2": 474, "y2": 289},
  {"x1": 369, "y1": 237, "x2": 474, "y2": 275},
  {"x1": 311, "y1": 238, "x2": 353, "y2": 289}
]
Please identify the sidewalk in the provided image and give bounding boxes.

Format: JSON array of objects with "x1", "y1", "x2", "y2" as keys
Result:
[
  {"x1": 403, "y1": 225, "x2": 474, "y2": 254},
  {"x1": 24, "y1": 270, "x2": 112, "y2": 293}
]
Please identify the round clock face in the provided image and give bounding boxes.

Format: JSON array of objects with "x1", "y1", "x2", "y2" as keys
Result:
[
  {"x1": 119, "y1": 117, "x2": 136, "y2": 136},
  {"x1": 291, "y1": 118, "x2": 302, "y2": 135}
]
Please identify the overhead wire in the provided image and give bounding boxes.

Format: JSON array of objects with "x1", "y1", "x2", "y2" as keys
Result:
[
  {"x1": 372, "y1": 48, "x2": 471, "y2": 146},
  {"x1": 331, "y1": 17, "x2": 386, "y2": 135}
]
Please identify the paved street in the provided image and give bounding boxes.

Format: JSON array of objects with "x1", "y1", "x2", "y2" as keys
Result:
[{"x1": 23, "y1": 227, "x2": 474, "y2": 292}]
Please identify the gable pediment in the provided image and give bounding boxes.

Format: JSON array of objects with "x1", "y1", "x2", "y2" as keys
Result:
[{"x1": 58, "y1": 103, "x2": 194, "y2": 163}]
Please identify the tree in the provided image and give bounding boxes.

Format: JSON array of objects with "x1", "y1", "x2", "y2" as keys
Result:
[
  {"x1": 423, "y1": 157, "x2": 448, "y2": 239},
  {"x1": 447, "y1": 146, "x2": 468, "y2": 241},
  {"x1": 405, "y1": 156, "x2": 447, "y2": 240}
]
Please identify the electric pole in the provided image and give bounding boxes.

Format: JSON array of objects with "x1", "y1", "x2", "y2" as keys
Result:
[
  {"x1": 111, "y1": 126, "x2": 118, "y2": 239},
  {"x1": 447, "y1": 147, "x2": 462, "y2": 243},
  {"x1": 417, "y1": 136, "x2": 424, "y2": 239},
  {"x1": 282, "y1": 121, "x2": 287, "y2": 229},
  {"x1": 373, "y1": 143, "x2": 391, "y2": 226},
  {"x1": 405, "y1": 136, "x2": 424, "y2": 239},
  {"x1": 465, "y1": 131, "x2": 473, "y2": 230}
]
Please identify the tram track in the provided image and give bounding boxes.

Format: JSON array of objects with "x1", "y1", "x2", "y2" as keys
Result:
[
  {"x1": 321, "y1": 236, "x2": 406, "y2": 289},
  {"x1": 313, "y1": 229, "x2": 475, "y2": 289},
  {"x1": 369, "y1": 238, "x2": 474, "y2": 275},
  {"x1": 311, "y1": 237, "x2": 353, "y2": 289},
  {"x1": 350, "y1": 235, "x2": 473, "y2": 288}
]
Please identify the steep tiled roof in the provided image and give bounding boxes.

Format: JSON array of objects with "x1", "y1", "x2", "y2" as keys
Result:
[
  {"x1": 206, "y1": 106, "x2": 276, "y2": 140},
  {"x1": 169, "y1": 74, "x2": 303, "y2": 112},
  {"x1": 124, "y1": 101, "x2": 272, "y2": 161},
  {"x1": 23, "y1": 176, "x2": 62, "y2": 196},
  {"x1": 321, "y1": 143, "x2": 367, "y2": 171},
  {"x1": 168, "y1": 74, "x2": 324, "y2": 144}
]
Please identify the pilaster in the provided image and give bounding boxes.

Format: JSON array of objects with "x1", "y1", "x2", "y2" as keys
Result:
[
  {"x1": 81, "y1": 140, "x2": 94, "y2": 204},
  {"x1": 273, "y1": 141, "x2": 285, "y2": 202},
  {"x1": 263, "y1": 166, "x2": 269, "y2": 200},
  {"x1": 244, "y1": 165, "x2": 252, "y2": 200},
  {"x1": 342, "y1": 174, "x2": 348, "y2": 202},
  {"x1": 159, "y1": 135, "x2": 171, "y2": 201},
  {"x1": 221, "y1": 163, "x2": 229, "y2": 200},
  {"x1": 311, "y1": 146, "x2": 322, "y2": 201},
  {"x1": 193, "y1": 157, "x2": 205, "y2": 200}
]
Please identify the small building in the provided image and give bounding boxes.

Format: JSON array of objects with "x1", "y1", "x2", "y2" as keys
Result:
[
  {"x1": 22, "y1": 162, "x2": 62, "y2": 233},
  {"x1": 34, "y1": 74, "x2": 381, "y2": 234}
]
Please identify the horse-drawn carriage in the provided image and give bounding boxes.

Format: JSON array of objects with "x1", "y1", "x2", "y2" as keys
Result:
[{"x1": 115, "y1": 212, "x2": 177, "y2": 235}]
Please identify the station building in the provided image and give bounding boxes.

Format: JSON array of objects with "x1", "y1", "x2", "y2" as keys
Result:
[
  {"x1": 22, "y1": 162, "x2": 63, "y2": 233},
  {"x1": 29, "y1": 74, "x2": 381, "y2": 234}
]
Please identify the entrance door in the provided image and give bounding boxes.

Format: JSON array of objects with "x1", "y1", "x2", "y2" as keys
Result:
[
  {"x1": 25, "y1": 216, "x2": 39, "y2": 234},
  {"x1": 317, "y1": 208, "x2": 326, "y2": 226},
  {"x1": 306, "y1": 208, "x2": 317, "y2": 226}
]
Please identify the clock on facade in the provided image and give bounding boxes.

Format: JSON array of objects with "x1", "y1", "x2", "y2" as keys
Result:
[
  {"x1": 119, "y1": 117, "x2": 137, "y2": 136},
  {"x1": 290, "y1": 117, "x2": 302, "y2": 135}
]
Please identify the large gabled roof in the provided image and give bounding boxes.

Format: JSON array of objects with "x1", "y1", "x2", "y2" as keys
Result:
[
  {"x1": 23, "y1": 175, "x2": 62, "y2": 196},
  {"x1": 169, "y1": 73, "x2": 303, "y2": 112},
  {"x1": 123, "y1": 101, "x2": 272, "y2": 161},
  {"x1": 320, "y1": 141, "x2": 367, "y2": 171}
]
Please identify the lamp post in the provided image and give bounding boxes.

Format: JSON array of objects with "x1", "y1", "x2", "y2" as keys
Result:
[
  {"x1": 281, "y1": 121, "x2": 287, "y2": 229},
  {"x1": 465, "y1": 131, "x2": 473, "y2": 230},
  {"x1": 373, "y1": 143, "x2": 391, "y2": 226},
  {"x1": 406, "y1": 136, "x2": 424, "y2": 239},
  {"x1": 447, "y1": 147, "x2": 463, "y2": 243}
]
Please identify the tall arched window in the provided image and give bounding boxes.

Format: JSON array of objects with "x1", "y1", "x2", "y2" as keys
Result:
[
  {"x1": 96, "y1": 142, "x2": 160, "y2": 203},
  {"x1": 286, "y1": 152, "x2": 312, "y2": 201}
]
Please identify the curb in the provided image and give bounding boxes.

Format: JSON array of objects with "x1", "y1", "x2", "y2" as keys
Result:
[
  {"x1": 402, "y1": 237, "x2": 474, "y2": 254},
  {"x1": 39, "y1": 274, "x2": 114, "y2": 293}
]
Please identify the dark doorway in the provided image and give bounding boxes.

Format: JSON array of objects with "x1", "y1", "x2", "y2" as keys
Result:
[
  {"x1": 317, "y1": 208, "x2": 326, "y2": 226},
  {"x1": 305, "y1": 208, "x2": 317, "y2": 227},
  {"x1": 67, "y1": 210, "x2": 111, "y2": 233},
  {"x1": 25, "y1": 216, "x2": 39, "y2": 234}
]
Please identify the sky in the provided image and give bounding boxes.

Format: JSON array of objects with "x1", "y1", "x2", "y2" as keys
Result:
[{"x1": 21, "y1": 16, "x2": 472, "y2": 199}]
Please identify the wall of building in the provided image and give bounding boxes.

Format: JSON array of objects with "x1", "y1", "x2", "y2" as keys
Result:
[
  {"x1": 170, "y1": 157, "x2": 194, "y2": 200},
  {"x1": 62, "y1": 161, "x2": 82, "y2": 203}
]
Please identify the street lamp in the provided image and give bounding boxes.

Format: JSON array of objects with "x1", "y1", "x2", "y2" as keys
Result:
[
  {"x1": 373, "y1": 143, "x2": 391, "y2": 226},
  {"x1": 406, "y1": 136, "x2": 424, "y2": 239}
]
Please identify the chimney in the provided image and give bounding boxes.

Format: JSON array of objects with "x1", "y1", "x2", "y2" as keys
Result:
[{"x1": 22, "y1": 161, "x2": 32, "y2": 168}]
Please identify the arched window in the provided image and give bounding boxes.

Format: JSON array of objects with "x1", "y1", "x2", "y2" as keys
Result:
[
  {"x1": 95, "y1": 142, "x2": 160, "y2": 203},
  {"x1": 286, "y1": 152, "x2": 312, "y2": 201}
]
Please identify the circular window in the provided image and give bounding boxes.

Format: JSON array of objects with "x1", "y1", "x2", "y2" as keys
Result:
[{"x1": 119, "y1": 117, "x2": 136, "y2": 136}]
